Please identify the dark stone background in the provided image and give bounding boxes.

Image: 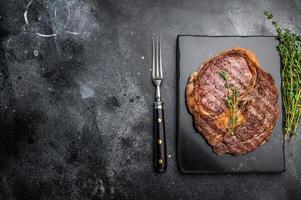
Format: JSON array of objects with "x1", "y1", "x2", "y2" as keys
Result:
[{"x1": 0, "y1": 0, "x2": 300, "y2": 199}]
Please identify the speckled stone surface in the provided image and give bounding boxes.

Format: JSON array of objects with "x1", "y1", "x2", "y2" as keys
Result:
[{"x1": 0, "y1": 0, "x2": 300, "y2": 199}]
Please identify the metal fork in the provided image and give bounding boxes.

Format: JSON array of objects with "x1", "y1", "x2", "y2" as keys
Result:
[{"x1": 152, "y1": 35, "x2": 167, "y2": 173}]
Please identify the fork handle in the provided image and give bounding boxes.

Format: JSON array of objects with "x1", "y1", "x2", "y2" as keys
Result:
[{"x1": 154, "y1": 101, "x2": 167, "y2": 173}]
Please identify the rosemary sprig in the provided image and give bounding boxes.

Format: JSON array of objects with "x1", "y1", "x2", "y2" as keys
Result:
[
  {"x1": 219, "y1": 70, "x2": 239, "y2": 134},
  {"x1": 264, "y1": 11, "x2": 301, "y2": 140}
]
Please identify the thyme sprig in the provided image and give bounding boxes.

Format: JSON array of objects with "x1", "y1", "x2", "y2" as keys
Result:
[
  {"x1": 264, "y1": 11, "x2": 301, "y2": 140},
  {"x1": 219, "y1": 70, "x2": 239, "y2": 134}
]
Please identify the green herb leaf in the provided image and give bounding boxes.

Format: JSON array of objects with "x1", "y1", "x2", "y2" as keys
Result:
[
  {"x1": 263, "y1": 10, "x2": 273, "y2": 19},
  {"x1": 225, "y1": 96, "x2": 232, "y2": 107},
  {"x1": 219, "y1": 70, "x2": 228, "y2": 81}
]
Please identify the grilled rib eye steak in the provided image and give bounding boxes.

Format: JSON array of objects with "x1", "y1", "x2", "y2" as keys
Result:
[{"x1": 186, "y1": 48, "x2": 279, "y2": 155}]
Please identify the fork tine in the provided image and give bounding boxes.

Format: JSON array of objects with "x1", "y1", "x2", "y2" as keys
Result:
[
  {"x1": 156, "y1": 36, "x2": 160, "y2": 78},
  {"x1": 159, "y1": 36, "x2": 163, "y2": 78},
  {"x1": 152, "y1": 36, "x2": 156, "y2": 78}
]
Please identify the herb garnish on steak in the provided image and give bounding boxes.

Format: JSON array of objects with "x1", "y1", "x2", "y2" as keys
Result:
[{"x1": 219, "y1": 70, "x2": 239, "y2": 135}]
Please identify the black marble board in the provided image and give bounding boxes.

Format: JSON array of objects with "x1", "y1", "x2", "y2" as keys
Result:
[{"x1": 177, "y1": 36, "x2": 285, "y2": 173}]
